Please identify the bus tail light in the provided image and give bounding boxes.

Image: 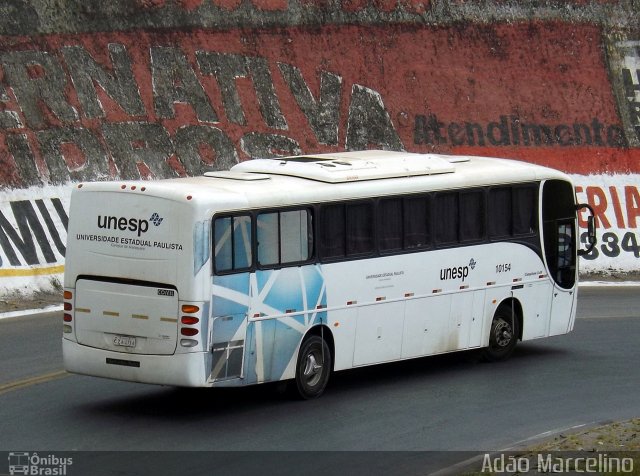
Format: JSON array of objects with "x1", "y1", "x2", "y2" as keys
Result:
[
  {"x1": 181, "y1": 316, "x2": 199, "y2": 325},
  {"x1": 63, "y1": 289, "x2": 76, "y2": 338},
  {"x1": 178, "y1": 301, "x2": 203, "y2": 349}
]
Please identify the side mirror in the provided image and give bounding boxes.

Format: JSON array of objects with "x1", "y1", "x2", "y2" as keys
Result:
[{"x1": 576, "y1": 203, "x2": 597, "y2": 256}]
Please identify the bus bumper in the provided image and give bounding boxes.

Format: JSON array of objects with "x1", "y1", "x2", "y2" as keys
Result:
[{"x1": 63, "y1": 338, "x2": 209, "y2": 387}]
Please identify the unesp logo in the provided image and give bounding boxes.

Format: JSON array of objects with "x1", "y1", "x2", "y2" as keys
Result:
[
  {"x1": 150, "y1": 213, "x2": 163, "y2": 226},
  {"x1": 97, "y1": 212, "x2": 164, "y2": 236},
  {"x1": 440, "y1": 258, "x2": 477, "y2": 282}
]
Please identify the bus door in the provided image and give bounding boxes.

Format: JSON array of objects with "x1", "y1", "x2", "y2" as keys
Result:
[
  {"x1": 542, "y1": 180, "x2": 578, "y2": 335},
  {"x1": 209, "y1": 215, "x2": 253, "y2": 382}
]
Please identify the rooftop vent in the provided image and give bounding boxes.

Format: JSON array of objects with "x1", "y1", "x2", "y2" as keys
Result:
[{"x1": 231, "y1": 151, "x2": 458, "y2": 183}]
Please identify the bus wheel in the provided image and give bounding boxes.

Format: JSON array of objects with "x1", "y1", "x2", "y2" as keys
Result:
[
  {"x1": 294, "y1": 335, "x2": 331, "y2": 399},
  {"x1": 481, "y1": 307, "x2": 517, "y2": 362}
]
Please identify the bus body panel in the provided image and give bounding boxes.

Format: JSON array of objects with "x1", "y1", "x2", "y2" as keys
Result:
[
  {"x1": 63, "y1": 339, "x2": 208, "y2": 386},
  {"x1": 209, "y1": 273, "x2": 250, "y2": 382},
  {"x1": 513, "y1": 281, "x2": 553, "y2": 339},
  {"x1": 64, "y1": 190, "x2": 189, "y2": 288},
  {"x1": 62, "y1": 152, "x2": 583, "y2": 392},
  {"x1": 320, "y1": 241, "x2": 558, "y2": 371},
  {"x1": 75, "y1": 279, "x2": 179, "y2": 355},
  {"x1": 549, "y1": 285, "x2": 577, "y2": 336},
  {"x1": 212, "y1": 266, "x2": 326, "y2": 385},
  {"x1": 63, "y1": 187, "x2": 211, "y2": 378}
]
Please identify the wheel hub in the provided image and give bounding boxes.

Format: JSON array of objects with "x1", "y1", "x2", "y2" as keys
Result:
[
  {"x1": 303, "y1": 353, "x2": 323, "y2": 386},
  {"x1": 495, "y1": 320, "x2": 513, "y2": 347}
]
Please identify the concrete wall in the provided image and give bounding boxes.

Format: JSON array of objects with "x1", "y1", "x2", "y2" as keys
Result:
[{"x1": 1, "y1": 0, "x2": 639, "y2": 295}]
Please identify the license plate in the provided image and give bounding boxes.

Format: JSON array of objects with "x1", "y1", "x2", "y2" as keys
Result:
[{"x1": 113, "y1": 335, "x2": 136, "y2": 348}]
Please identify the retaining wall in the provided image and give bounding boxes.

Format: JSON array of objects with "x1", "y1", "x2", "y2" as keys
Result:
[{"x1": 1, "y1": 0, "x2": 639, "y2": 295}]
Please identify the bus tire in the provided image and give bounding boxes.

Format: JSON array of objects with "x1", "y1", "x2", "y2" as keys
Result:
[
  {"x1": 481, "y1": 307, "x2": 517, "y2": 362},
  {"x1": 294, "y1": 335, "x2": 331, "y2": 399}
]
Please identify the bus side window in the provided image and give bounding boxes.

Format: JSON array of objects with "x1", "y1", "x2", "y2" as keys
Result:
[
  {"x1": 488, "y1": 187, "x2": 512, "y2": 238},
  {"x1": 257, "y1": 209, "x2": 313, "y2": 267},
  {"x1": 280, "y1": 210, "x2": 312, "y2": 263},
  {"x1": 320, "y1": 204, "x2": 346, "y2": 259},
  {"x1": 213, "y1": 215, "x2": 252, "y2": 273},
  {"x1": 434, "y1": 192, "x2": 459, "y2": 245},
  {"x1": 404, "y1": 196, "x2": 430, "y2": 249},
  {"x1": 346, "y1": 202, "x2": 373, "y2": 255},
  {"x1": 513, "y1": 185, "x2": 537, "y2": 235},
  {"x1": 460, "y1": 190, "x2": 485, "y2": 242},
  {"x1": 320, "y1": 202, "x2": 373, "y2": 259},
  {"x1": 378, "y1": 198, "x2": 403, "y2": 251},
  {"x1": 257, "y1": 212, "x2": 279, "y2": 265}
]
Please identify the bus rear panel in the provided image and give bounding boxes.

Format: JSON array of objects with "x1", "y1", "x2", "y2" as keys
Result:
[{"x1": 63, "y1": 183, "x2": 211, "y2": 386}]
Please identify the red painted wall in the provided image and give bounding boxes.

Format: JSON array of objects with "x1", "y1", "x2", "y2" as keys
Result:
[
  {"x1": 0, "y1": 1, "x2": 639, "y2": 285},
  {"x1": 0, "y1": 21, "x2": 638, "y2": 188}
]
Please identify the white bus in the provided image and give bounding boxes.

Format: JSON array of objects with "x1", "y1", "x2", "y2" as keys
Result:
[{"x1": 62, "y1": 151, "x2": 596, "y2": 398}]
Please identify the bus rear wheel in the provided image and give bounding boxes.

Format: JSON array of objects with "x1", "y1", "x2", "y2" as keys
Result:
[
  {"x1": 481, "y1": 307, "x2": 517, "y2": 362},
  {"x1": 294, "y1": 335, "x2": 331, "y2": 399}
]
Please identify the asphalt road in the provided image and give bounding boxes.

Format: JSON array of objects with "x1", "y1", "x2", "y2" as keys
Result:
[{"x1": 0, "y1": 286, "x2": 638, "y2": 475}]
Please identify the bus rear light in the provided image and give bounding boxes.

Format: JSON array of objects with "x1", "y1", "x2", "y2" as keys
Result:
[
  {"x1": 181, "y1": 316, "x2": 199, "y2": 325},
  {"x1": 63, "y1": 314, "x2": 72, "y2": 322},
  {"x1": 63, "y1": 325, "x2": 73, "y2": 334},
  {"x1": 63, "y1": 290, "x2": 72, "y2": 299},
  {"x1": 64, "y1": 302, "x2": 72, "y2": 311},
  {"x1": 181, "y1": 328, "x2": 199, "y2": 337},
  {"x1": 181, "y1": 304, "x2": 200, "y2": 313},
  {"x1": 180, "y1": 339, "x2": 198, "y2": 347}
]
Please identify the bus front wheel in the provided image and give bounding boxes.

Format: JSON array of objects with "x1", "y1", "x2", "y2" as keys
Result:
[
  {"x1": 294, "y1": 335, "x2": 331, "y2": 399},
  {"x1": 481, "y1": 307, "x2": 517, "y2": 362}
]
